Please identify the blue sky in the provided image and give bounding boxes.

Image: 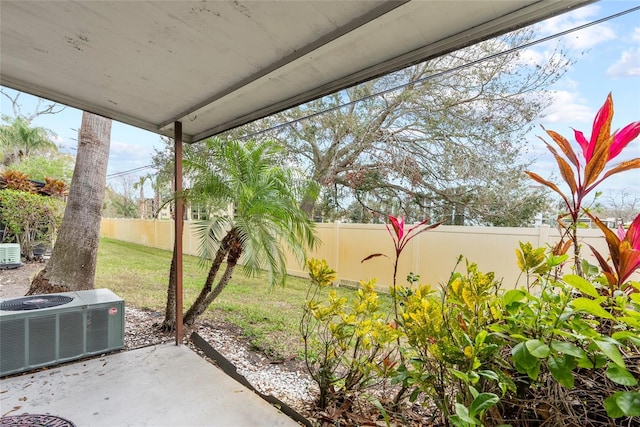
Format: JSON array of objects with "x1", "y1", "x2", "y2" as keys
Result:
[{"x1": 1, "y1": 0, "x2": 639, "y2": 200}]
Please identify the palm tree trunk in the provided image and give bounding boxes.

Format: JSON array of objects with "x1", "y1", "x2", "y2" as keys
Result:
[
  {"x1": 139, "y1": 182, "x2": 145, "y2": 219},
  {"x1": 28, "y1": 112, "x2": 111, "y2": 295},
  {"x1": 183, "y1": 237, "x2": 242, "y2": 326},
  {"x1": 160, "y1": 205, "x2": 188, "y2": 331},
  {"x1": 160, "y1": 246, "x2": 178, "y2": 331},
  {"x1": 182, "y1": 239, "x2": 230, "y2": 324}
]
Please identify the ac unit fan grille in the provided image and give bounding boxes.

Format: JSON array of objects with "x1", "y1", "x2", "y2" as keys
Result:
[{"x1": 0, "y1": 295, "x2": 74, "y2": 311}]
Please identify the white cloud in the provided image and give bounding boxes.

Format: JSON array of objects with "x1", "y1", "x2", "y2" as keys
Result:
[
  {"x1": 559, "y1": 77, "x2": 580, "y2": 91},
  {"x1": 514, "y1": 48, "x2": 544, "y2": 67},
  {"x1": 51, "y1": 134, "x2": 65, "y2": 145},
  {"x1": 536, "y1": 4, "x2": 616, "y2": 50},
  {"x1": 633, "y1": 27, "x2": 640, "y2": 42},
  {"x1": 539, "y1": 90, "x2": 594, "y2": 125},
  {"x1": 607, "y1": 47, "x2": 640, "y2": 78},
  {"x1": 108, "y1": 140, "x2": 155, "y2": 176},
  {"x1": 539, "y1": 4, "x2": 598, "y2": 33}
]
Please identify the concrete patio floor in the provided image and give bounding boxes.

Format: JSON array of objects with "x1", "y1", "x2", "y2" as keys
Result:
[{"x1": 0, "y1": 343, "x2": 300, "y2": 426}]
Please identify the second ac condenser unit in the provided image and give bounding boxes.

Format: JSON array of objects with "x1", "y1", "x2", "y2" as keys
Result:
[
  {"x1": 0, "y1": 289, "x2": 125, "y2": 377},
  {"x1": 0, "y1": 243, "x2": 21, "y2": 268}
]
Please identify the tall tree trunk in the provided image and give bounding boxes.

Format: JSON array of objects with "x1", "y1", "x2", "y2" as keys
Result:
[
  {"x1": 299, "y1": 174, "x2": 322, "y2": 217},
  {"x1": 183, "y1": 238, "x2": 242, "y2": 326},
  {"x1": 139, "y1": 181, "x2": 145, "y2": 219},
  {"x1": 159, "y1": 192, "x2": 190, "y2": 331},
  {"x1": 160, "y1": 243, "x2": 178, "y2": 331},
  {"x1": 299, "y1": 195, "x2": 316, "y2": 217},
  {"x1": 28, "y1": 112, "x2": 111, "y2": 295},
  {"x1": 181, "y1": 233, "x2": 233, "y2": 324}
]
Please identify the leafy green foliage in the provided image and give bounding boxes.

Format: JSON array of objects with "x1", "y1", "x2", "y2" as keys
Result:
[
  {"x1": 0, "y1": 188, "x2": 64, "y2": 258},
  {"x1": 302, "y1": 241, "x2": 640, "y2": 424},
  {"x1": 301, "y1": 259, "x2": 400, "y2": 411},
  {"x1": 0, "y1": 116, "x2": 57, "y2": 165},
  {"x1": 396, "y1": 261, "x2": 510, "y2": 423},
  {"x1": 451, "y1": 392, "x2": 500, "y2": 427},
  {"x1": 605, "y1": 392, "x2": 640, "y2": 418},
  {"x1": 10, "y1": 154, "x2": 74, "y2": 184}
]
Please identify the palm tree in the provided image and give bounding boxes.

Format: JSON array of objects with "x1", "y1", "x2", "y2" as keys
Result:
[
  {"x1": 0, "y1": 117, "x2": 57, "y2": 166},
  {"x1": 29, "y1": 112, "x2": 111, "y2": 294},
  {"x1": 163, "y1": 137, "x2": 317, "y2": 327},
  {"x1": 132, "y1": 174, "x2": 152, "y2": 219}
]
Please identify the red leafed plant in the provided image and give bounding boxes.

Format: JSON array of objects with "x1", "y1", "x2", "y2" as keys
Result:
[
  {"x1": 587, "y1": 211, "x2": 640, "y2": 294},
  {"x1": 526, "y1": 93, "x2": 640, "y2": 275},
  {"x1": 363, "y1": 214, "x2": 441, "y2": 319},
  {"x1": 42, "y1": 177, "x2": 68, "y2": 197},
  {"x1": 1, "y1": 170, "x2": 36, "y2": 193}
]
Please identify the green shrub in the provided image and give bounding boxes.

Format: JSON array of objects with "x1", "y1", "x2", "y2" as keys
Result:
[
  {"x1": 0, "y1": 188, "x2": 64, "y2": 259},
  {"x1": 300, "y1": 259, "x2": 400, "y2": 412}
]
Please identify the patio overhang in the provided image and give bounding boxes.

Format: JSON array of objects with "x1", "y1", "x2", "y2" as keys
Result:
[
  {"x1": 0, "y1": 0, "x2": 595, "y2": 345},
  {"x1": 1, "y1": 1, "x2": 593, "y2": 143}
]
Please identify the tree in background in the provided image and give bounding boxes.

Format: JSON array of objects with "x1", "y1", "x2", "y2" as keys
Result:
[
  {"x1": 598, "y1": 189, "x2": 640, "y2": 225},
  {"x1": 0, "y1": 90, "x2": 73, "y2": 185},
  {"x1": 107, "y1": 175, "x2": 139, "y2": 218},
  {"x1": 29, "y1": 112, "x2": 112, "y2": 294},
  {"x1": 0, "y1": 117, "x2": 57, "y2": 165},
  {"x1": 9, "y1": 154, "x2": 74, "y2": 185},
  {"x1": 247, "y1": 28, "x2": 565, "y2": 225},
  {"x1": 161, "y1": 138, "x2": 317, "y2": 329},
  {"x1": 133, "y1": 174, "x2": 152, "y2": 219}
]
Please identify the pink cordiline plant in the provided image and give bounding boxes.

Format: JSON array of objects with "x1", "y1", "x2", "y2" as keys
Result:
[
  {"x1": 526, "y1": 93, "x2": 640, "y2": 275},
  {"x1": 363, "y1": 214, "x2": 441, "y2": 320},
  {"x1": 587, "y1": 211, "x2": 640, "y2": 295}
]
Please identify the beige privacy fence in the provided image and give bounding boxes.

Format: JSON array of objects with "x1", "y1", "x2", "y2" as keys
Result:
[{"x1": 100, "y1": 218, "x2": 626, "y2": 289}]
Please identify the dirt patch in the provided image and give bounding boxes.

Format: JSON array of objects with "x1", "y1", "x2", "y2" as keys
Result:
[{"x1": 0, "y1": 262, "x2": 44, "y2": 298}]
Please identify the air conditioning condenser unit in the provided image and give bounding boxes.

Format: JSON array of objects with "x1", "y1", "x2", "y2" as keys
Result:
[
  {"x1": 0, "y1": 243, "x2": 21, "y2": 269},
  {"x1": 0, "y1": 289, "x2": 124, "y2": 377}
]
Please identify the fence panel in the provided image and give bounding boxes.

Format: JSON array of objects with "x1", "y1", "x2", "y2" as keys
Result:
[{"x1": 101, "y1": 219, "x2": 616, "y2": 288}]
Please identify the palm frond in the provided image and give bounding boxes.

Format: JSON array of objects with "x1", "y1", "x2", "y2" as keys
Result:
[
  {"x1": 192, "y1": 216, "x2": 231, "y2": 267},
  {"x1": 185, "y1": 137, "x2": 318, "y2": 288}
]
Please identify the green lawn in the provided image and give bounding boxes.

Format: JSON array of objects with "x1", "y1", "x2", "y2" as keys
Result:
[{"x1": 96, "y1": 237, "x2": 386, "y2": 359}]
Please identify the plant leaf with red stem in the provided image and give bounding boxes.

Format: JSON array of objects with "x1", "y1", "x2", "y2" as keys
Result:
[
  {"x1": 543, "y1": 128, "x2": 579, "y2": 168},
  {"x1": 362, "y1": 253, "x2": 388, "y2": 263}
]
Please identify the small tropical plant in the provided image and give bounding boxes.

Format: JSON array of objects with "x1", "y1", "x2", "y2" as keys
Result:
[
  {"x1": 363, "y1": 214, "x2": 441, "y2": 323},
  {"x1": 41, "y1": 176, "x2": 68, "y2": 197},
  {"x1": 587, "y1": 211, "x2": 640, "y2": 295},
  {"x1": 1, "y1": 169, "x2": 36, "y2": 193},
  {"x1": 301, "y1": 259, "x2": 400, "y2": 413},
  {"x1": 397, "y1": 260, "x2": 510, "y2": 426},
  {"x1": 168, "y1": 138, "x2": 317, "y2": 327},
  {"x1": 499, "y1": 242, "x2": 640, "y2": 422},
  {"x1": 526, "y1": 93, "x2": 640, "y2": 275}
]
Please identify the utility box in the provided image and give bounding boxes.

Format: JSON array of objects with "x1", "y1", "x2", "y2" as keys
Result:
[
  {"x1": 0, "y1": 243, "x2": 21, "y2": 267},
  {"x1": 0, "y1": 289, "x2": 125, "y2": 377}
]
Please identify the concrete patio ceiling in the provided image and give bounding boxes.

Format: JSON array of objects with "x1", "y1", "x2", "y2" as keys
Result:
[{"x1": 0, "y1": 0, "x2": 593, "y2": 143}]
